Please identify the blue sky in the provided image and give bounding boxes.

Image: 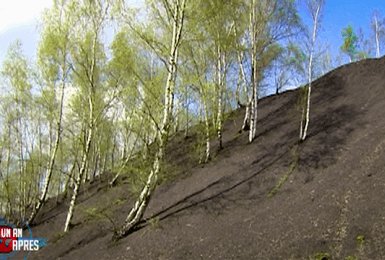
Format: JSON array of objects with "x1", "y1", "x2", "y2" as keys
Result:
[
  {"x1": 299, "y1": 0, "x2": 385, "y2": 61},
  {"x1": 1, "y1": 0, "x2": 385, "y2": 71}
]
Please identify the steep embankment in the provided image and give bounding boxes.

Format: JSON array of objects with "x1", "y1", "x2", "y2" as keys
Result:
[{"x1": 27, "y1": 57, "x2": 385, "y2": 260}]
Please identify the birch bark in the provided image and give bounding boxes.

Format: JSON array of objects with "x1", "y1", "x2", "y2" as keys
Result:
[
  {"x1": 28, "y1": 66, "x2": 68, "y2": 225},
  {"x1": 112, "y1": 0, "x2": 186, "y2": 241},
  {"x1": 301, "y1": 1, "x2": 323, "y2": 141}
]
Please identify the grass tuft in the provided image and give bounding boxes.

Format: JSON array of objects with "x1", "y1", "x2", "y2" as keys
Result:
[
  {"x1": 310, "y1": 252, "x2": 330, "y2": 260},
  {"x1": 268, "y1": 145, "x2": 299, "y2": 197}
]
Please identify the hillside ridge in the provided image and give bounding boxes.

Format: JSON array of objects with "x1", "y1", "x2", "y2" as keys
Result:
[{"x1": 25, "y1": 56, "x2": 385, "y2": 260}]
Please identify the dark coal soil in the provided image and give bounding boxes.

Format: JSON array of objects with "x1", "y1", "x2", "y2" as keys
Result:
[{"x1": 24, "y1": 57, "x2": 385, "y2": 260}]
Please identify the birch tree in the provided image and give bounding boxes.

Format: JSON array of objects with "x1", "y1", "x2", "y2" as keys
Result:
[
  {"x1": 0, "y1": 40, "x2": 34, "y2": 223},
  {"x1": 370, "y1": 10, "x2": 385, "y2": 58},
  {"x1": 180, "y1": 0, "x2": 240, "y2": 160},
  {"x1": 356, "y1": 27, "x2": 372, "y2": 60},
  {"x1": 180, "y1": 38, "x2": 214, "y2": 163},
  {"x1": 300, "y1": 0, "x2": 325, "y2": 141},
  {"x1": 194, "y1": 0, "x2": 237, "y2": 150},
  {"x1": 64, "y1": 0, "x2": 113, "y2": 233},
  {"x1": 319, "y1": 43, "x2": 333, "y2": 74},
  {"x1": 112, "y1": 0, "x2": 187, "y2": 241},
  {"x1": 27, "y1": 0, "x2": 76, "y2": 225},
  {"x1": 107, "y1": 28, "x2": 160, "y2": 186},
  {"x1": 235, "y1": 45, "x2": 249, "y2": 107},
  {"x1": 231, "y1": 0, "x2": 251, "y2": 110},
  {"x1": 262, "y1": 44, "x2": 302, "y2": 95},
  {"x1": 242, "y1": 0, "x2": 302, "y2": 142},
  {"x1": 247, "y1": 0, "x2": 261, "y2": 142}
]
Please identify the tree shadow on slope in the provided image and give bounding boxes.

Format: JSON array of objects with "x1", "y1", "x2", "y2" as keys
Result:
[
  {"x1": 141, "y1": 71, "x2": 366, "y2": 230},
  {"x1": 224, "y1": 90, "x2": 299, "y2": 151},
  {"x1": 254, "y1": 92, "x2": 299, "y2": 141},
  {"x1": 299, "y1": 104, "x2": 358, "y2": 171},
  {"x1": 129, "y1": 145, "x2": 292, "y2": 233},
  {"x1": 297, "y1": 71, "x2": 367, "y2": 178}
]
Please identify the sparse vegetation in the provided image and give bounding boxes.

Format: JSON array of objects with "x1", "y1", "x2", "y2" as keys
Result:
[
  {"x1": 341, "y1": 235, "x2": 365, "y2": 260},
  {"x1": 114, "y1": 198, "x2": 125, "y2": 205},
  {"x1": 9, "y1": 52, "x2": 385, "y2": 260},
  {"x1": 80, "y1": 205, "x2": 117, "y2": 230},
  {"x1": 148, "y1": 215, "x2": 160, "y2": 229},
  {"x1": 268, "y1": 144, "x2": 299, "y2": 197},
  {"x1": 51, "y1": 231, "x2": 66, "y2": 244},
  {"x1": 311, "y1": 252, "x2": 330, "y2": 260},
  {"x1": 3, "y1": 0, "x2": 385, "y2": 259},
  {"x1": 357, "y1": 234, "x2": 365, "y2": 256},
  {"x1": 357, "y1": 235, "x2": 364, "y2": 246},
  {"x1": 268, "y1": 169, "x2": 291, "y2": 197}
]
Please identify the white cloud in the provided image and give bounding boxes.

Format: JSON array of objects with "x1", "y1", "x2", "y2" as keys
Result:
[{"x1": 0, "y1": 0, "x2": 52, "y2": 33}]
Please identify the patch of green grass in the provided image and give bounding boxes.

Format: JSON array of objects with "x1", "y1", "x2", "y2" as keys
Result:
[
  {"x1": 268, "y1": 172, "x2": 290, "y2": 197},
  {"x1": 268, "y1": 145, "x2": 299, "y2": 197},
  {"x1": 357, "y1": 235, "x2": 364, "y2": 246},
  {"x1": 310, "y1": 252, "x2": 330, "y2": 260},
  {"x1": 356, "y1": 234, "x2": 365, "y2": 256},
  {"x1": 79, "y1": 205, "x2": 117, "y2": 229},
  {"x1": 268, "y1": 159, "x2": 297, "y2": 197},
  {"x1": 82, "y1": 206, "x2": 102, "y2": 221},
  {"x1": 114, "y1": 198, "x2": 125, "y2": 205},
  {"x1": 148, "y1": 214, "x2": 160, "y2": 229},
  {"x1": 341, "y1": 235, "x2": 365, "y2": 260}
]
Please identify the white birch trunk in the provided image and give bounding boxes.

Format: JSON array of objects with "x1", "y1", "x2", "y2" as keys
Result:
[
  {"x1": 64, "y1": 80, "x2": 95, "y2": 232},
  {"x1": 112, "y1": 0, "x2": 186, "y2": 241},
  {"x1": 301, "y1": 3, "x2": 321, "y2": 141},
  {"x1": 174, "y1": 98, "x2": 180, "y2": 133},
  {"x1": 204, "y1": 99, "x2": 210, "y2": 163},
  {"x1": 216, "y1": 46, "x2": 223, "y2": 149},
  {"x1": 64, "y1": 17, "x2": 100, "y2": 231},
  {"x1": 248, "y1": 81, "x2": 258, "y2": 142},
  {"x1": 248, "y1": 0, "x2": 258, "y2": 143},
  {"x1": 236, "y1": 51, "x2": 247, "y2": 108},
  {"x1": 242, "y1": 102, "x2": 251, "y2": 130},
  {"x1": 28, "y1": 72, "x2": 66, "y2": 224},
  {"x1": 64, "y1": 123, "x2": 93, "y2": 232},
  {"x1": 375, "y1": 16, "x2": 380, "y2": 58}
]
